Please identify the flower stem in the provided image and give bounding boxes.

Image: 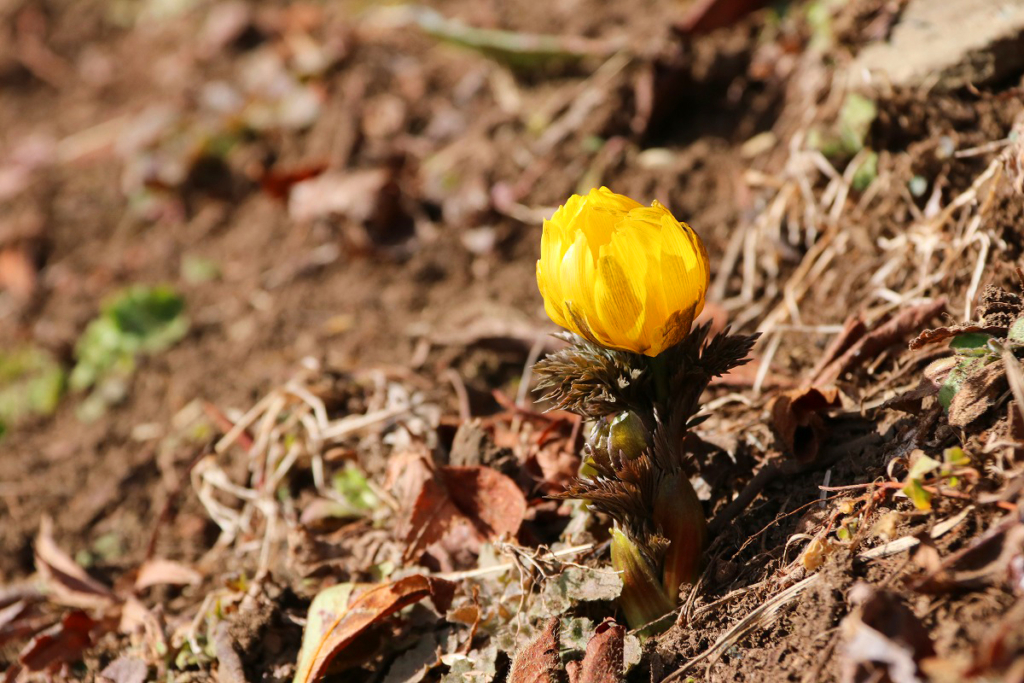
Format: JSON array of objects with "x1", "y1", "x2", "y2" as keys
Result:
[{"x1": 649, "y1": 354, "x2": 671, "y2": 407}]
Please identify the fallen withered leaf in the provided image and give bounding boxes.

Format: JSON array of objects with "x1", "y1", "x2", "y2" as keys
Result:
[
  {"x1": 813, "y1": 299, "x2": 947, "y2": 386},
  {"x1": 566, "y1": 618, "x2": 625, "y2": 683},
  {"x1": 259, "y1": 160, "x2": 328, "y2": 200},
  {"x1": 403, "y1": 474, "x2": 469, "y2": 563},
  {"x1": 293, "y1": 575, "x2": 456, "y2": 683},
  {"x1": 770, "y1": 386, "x2": 841, "y2": 463},
  {"x1": 882, "y1": 356, "x2": 956, "y2": 413},
  {"x1": 118, "y1": 595, "x2": 165, "y2": 659},
  {"x1": 35, "y1": 517, "x2": 118, "y2": 610},
  {"x1": 912, "y1": 517, "x2": 1024, "y2": 594},
  {"x1": 288, "y1": 168, "x2": 388, "y2": 223},
  {"x1": 948, "y1": 360, "x2": 1007, "y2": 428},
  {"x1": 214, "y1": 621, "x2": 247, "y2": 683},
  {"x1": 839, "y1": 584, "x2": 935, "y2": 683},
  {"x1": 0, "y1": 600, "x2": 52, "y2": 649},
  {"x1": 676, "y1": 0, "x2": 771, "y2": 34},
  {"x1": 133, "y1": 558, "x2": 203, "y2": 591},
  {"x1": 509, "y1": 617, "x2": 561, "y2": 683},
  {"x1": 809, "y1": 314, "x2": 868, "y2": 381},
  {"x1": 0, "y1": 245, "x2": 38, "y2": 299},
  {"x1": 403, "y1": 463, "x2": 527, "y2": 562},
  {"x1": 909, "y1": 324, "x2": 1009, "y2": 350},
  {"x1": 19, "y1": 609, "x2": 96, "y2": 672},
  {"x1": 442, "y1": 465, "x2": 527, "y2": 539},
  {"x1": 98, "y1": 656, "x2": 148, "y2": 683}
]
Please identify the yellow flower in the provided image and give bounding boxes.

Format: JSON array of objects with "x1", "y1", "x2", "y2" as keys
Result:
[{"x1": 536, "y1": 187, "x2": 710, "y2": 357}]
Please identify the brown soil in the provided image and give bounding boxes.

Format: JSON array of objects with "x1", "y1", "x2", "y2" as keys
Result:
[{"x1": 2, "y1": 0, "x2": 1023, "y2": 681}]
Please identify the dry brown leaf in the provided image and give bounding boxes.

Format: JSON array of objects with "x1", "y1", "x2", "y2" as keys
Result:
[
  {"x1": 134, "y1": 558, "x2": 203, "y2": 591},
  {"x1": 813, "y1": 299, "x2": 946, "y2": 386},
  {"x1": 288, "y1": 168, "x2": 388, "y2": 223},
  {"x1": 404, "y1": 474, "x2": 467, "y2": 562},
  {"x1": 293, "y1": 575, "x2": 455, "y2": 683},
  {"x1": 912, "y1": 518, "x2": 1024, "y2": 593},
  {"x1": 0, "y1": 245, "x2": 37, "y2": 298},
  {"x1": 948, "y1": 360, "x2": 1007, "y2": 428},
  {"x1": 213, "y1": 621, "x2": 247, "y2": 683},
  {"x1": 810, "y1": 314, "x2": 868, "y2": 381},
  {"x1": 98, "y1": 656, "x2": 148, "y2": 683},
  {"x1": 35, "y1": 516, "x2": 118, "y2": 610},
  {"x1": 676, "y1": 0, "x2": 771, "y2": 34},
  {"x1": 259, "y1": 160, "x2": 328, "y2": 200},
  {"x1": 403, "y1": 464, "x2": 527, "y2": 562},
  {"x1": 118, "y1": 595, "x2": 165, "y2": 659},
  {"x1": 569, "y1": 618, "x2": 625, "y2": 683},
  {"x1": 19, "y1": 609, "x2": 96, "y2": 672},
  {"x1": 0, "y1": 600, "x2": 52, "y2": 649},
  {"x1": 839, "y1": 584, "x2": 935, "y2": 683},
  {"x1": 909, "y1": 323, "x2": 1008, "y2": 350},
  {"x1": 440, "y1": 465, "x2": 527, "y2": 539},
  {"x1": 530, "y1": 438, "x2": 580, "y2": 495},
  {"x1": 770, "y1": 386, "x2": 841, "y2": 464},
  {"x1": 509, "y1": 617, "x2": 561, "y2": 683}
]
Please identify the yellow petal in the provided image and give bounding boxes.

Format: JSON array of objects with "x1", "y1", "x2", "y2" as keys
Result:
[
  {"x1": 559, "y1": 231, "x2": 601, "y2": 341},
  {"x1": 594, "y1": 239, "x2": 648, "y2": 353},
  {"x1": 568, "y1": 188, "x2": 644, "y2": 260},
  {"x1": 537, "y1": 261, "x2": 569, "y2": 329},
  {"x1": 549, "y1": 193, "x2": 587, "y2": 231},
  {"x1": 591, "y1": 186, "x2": 643, "y2": 213},
  {"x1": 658, "y1": 211, "x2": 709, "y2": 326},
  {"x1": 539, "y1": 218, "x2": 567, "y2": 297}
]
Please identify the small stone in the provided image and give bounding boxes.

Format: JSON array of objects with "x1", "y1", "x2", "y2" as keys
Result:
[{"x1": 854, "y1": 0, "x2": 1024, "y2": 91}]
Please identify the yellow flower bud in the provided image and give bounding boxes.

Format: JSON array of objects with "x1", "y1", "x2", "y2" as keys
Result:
[
  {"x1": 607, "y1": 411, "x2": 647, "y2": 461},
  {"x1": 536, "y1": 187, "x2": 710, "y2": 357}
]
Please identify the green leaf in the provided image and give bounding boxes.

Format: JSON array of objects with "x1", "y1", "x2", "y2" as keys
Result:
[
  {"x1": 70, "y1": 285, "x2": 188, "y2": 395},
  {"x1": 332, "y1": 464, "x2": 379, "y2": 512},
  {"x1": 908, "y1": 454, "x2": 942, "y2": 480},
  {"x1": 903, "y1": 479, "x2": 932, "y2": 511},
  {"x1": 851, "y1": 150, "x2": 878, "y2": 191},
  {"x1": 943, "y1": 447, "x2": 970, "y2": 467},
  {"x1": 839, "y1": 94, "x2": 877, "y2": 152},
  {"x1": 0, "y1": 347, "x2": 66, "y2": 429},
  {"x1": 949, "y1": 332, "x2": 993, "y2": 351},
  {"x1": 293, "y1": 583, "x2": 358, "y2": 683},
  {"x1": 1009, "y1": 317, "x2": 1024, "y2": 343},
  {"x1": 938, "y1": 357, "x2": 982, "y2": 410},
  {"x1": 181, "y1": 256, "x2": 221, "y2": 284}
]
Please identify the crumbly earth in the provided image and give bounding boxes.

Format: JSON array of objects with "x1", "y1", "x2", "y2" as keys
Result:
[{"x1": 1, "y1": 0, "x2": 1023, "y2": 681}]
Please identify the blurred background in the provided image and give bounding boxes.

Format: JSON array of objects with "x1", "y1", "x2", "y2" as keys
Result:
[{"x1": 2, "y1": 0, "x2": 1023, "y2": 679}]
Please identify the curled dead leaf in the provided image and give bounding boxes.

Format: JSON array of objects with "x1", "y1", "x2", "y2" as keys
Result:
[
  {"x1": 839, "y1": 584, "x2": 935, "y2": 683},
  {"x1": 293, "y1": 574, "x2": 455, "y2": 683},
  {"x1": 814, "y1": 299, "x2": 946, "y2": 385},
  {"x1": 403, "y1": 464, "x2": 527, "y2": 563},
  {"x1": 19, "y1": 610, "x2": 97, "y2": 673},
  {"x1": 98, "y1": 656, "x2": 148, "y2": 683},
  {"x1": 509, "y1": 617, "x2": 560, "y2": 683},
  {"x1": 911, "y1": 517, "x2": 1024, "y2": 594},
  {"x1": 770, "y1": 386, "x2": 841, "y2": 464},
  {"x1": 948, "y1": 360, "x2": 1007, "y2": 428},
  {"x1": 134, "y1": 558, "x2": 202, "y2": 591},
  {"x1": 567, "y1": 618, "x2": 625, "y2": 683},
  {"x1": 34, "y1": 517, "x2": 118, "y2": 611},
  {"x1": 909, "y1": 324, "x2": 1008, "y2": 350}
]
